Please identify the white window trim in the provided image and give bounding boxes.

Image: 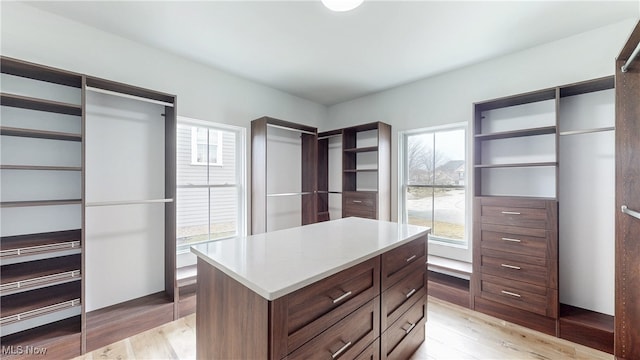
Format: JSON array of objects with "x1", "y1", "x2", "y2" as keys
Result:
[
  {"x1": 398, "y1": 121, "x2": 472, "y2": 263},
  {"x1": 177, "y1": 116, "x2": 247, "y2": 268},
  {"x1": 191, "y1": 127, "x2": 224, "y2": 166}
]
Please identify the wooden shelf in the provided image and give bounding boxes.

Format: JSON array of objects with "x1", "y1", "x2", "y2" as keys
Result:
[
  {"x1": 85, "y1": 291, "x2": 174, "y2": 352},
  {"x1": 1, "y1": 281, "x2": 81, "y2": 334},
  {"x1": 343, "y1": 146, "x2": 378, "y2": 153},
  {"x1": 0, "y1": 199, "x2": 82, "y2": 208},
  {"x1": 0, "y1": 165, "x2": 82, "y2": 171},
  {"x1": 475, "y1": 126, "x2": 556, "y2": 141},
  {"x1": 1, "y1": 255, "x2": 81, "y2": 296},
  {"x1": 1, "y1": 230, "x2": 82, "y2": 263},
  {"x1": 0, "y1": 93, "x2": 82, "y2": 116},
  {"x1": 0, "y1": 126, "x2": 82, "y2": 142},
  {"x1": 0, "y1": 316, "x2": 81, "y2": 360},
  {"x1": 474, "y1": 162, "x2": 557, "y2": 169},
  {"x1": 176, "y1": 264, "x2": 197, "y2": 288},
  {"x1": 559, "y1": 304, "x2": 614, "y2": 354},
  {"x1": 1, "y1": 57, "x2": 82, "y2": 88}
]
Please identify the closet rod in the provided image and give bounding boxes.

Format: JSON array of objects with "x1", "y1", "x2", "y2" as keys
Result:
[
  {"x1": 559, "y1": 127, "x2": 615, "y2": 136},
  {"x1": 317, "y1": 191, "x2": 342, "y2": 194},
  {"x1": 177, "y1": 184, "x2": 236, "y2": 189},
  {"x1": 318, "y1": 134, "x2": 342, "y2": 140},
  {"x1": 86, "y1": 198, "x2": 174, "y2": 207},
  {"x1": 621, "y1": 42, "x2": 640, "y2": 73},
  {"x1": 267, "y1": 123, "x2": 316, "y2": 136},
  {"x1": 266, "y1": 192, "x2": 314, "y2": 197},
  {"x1": 85, "y1": 86, "x2": 175, "y2": 107}
]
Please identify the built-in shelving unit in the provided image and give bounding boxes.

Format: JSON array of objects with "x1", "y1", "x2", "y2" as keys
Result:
[
  {"x1": 0, "y1": 56, "x2": 84, "y2": 358},
  {"x1": 0, "y1": 56, "x2": 179, "y2": 359},
  {"x1": 342, "y1": 122, "x2": 391, "y2": 220},
  {"x1": 471, "y1": 76, "x2": 615, "y2": 352}
]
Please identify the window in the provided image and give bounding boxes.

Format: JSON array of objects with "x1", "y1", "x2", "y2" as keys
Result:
[
  {"x1": 177, "y1": 118, "x2": 246, "y2": 266},
  {"x1": 400, "y1": 124, "x2": 467, "y2": 248},
  {"x1": 191, "y1": 127, "x2": 223, "y2": 165}
]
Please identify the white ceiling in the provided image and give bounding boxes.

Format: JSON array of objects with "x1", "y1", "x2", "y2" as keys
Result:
[{"x1": 27, "y1": 1, "x2": 639, "y2": 105}]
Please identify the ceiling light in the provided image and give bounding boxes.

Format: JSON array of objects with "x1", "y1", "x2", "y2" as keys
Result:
[{"x1": 322, "y1": 0, "x2": 364, "y2": 12}]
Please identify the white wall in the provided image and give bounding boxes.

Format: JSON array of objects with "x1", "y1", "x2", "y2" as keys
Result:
[
  {"x1": 325, "y1": 18, "x2": 637, "y2": 262},
  {"x1": 1, "y1": 2, "x2": 328, "y2": 236}
]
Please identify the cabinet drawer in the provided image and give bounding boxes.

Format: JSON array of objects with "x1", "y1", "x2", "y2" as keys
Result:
[
  {"x1": 480, "y1": 279, "x2": 548, "y2": 316},
  {"x1": 381, "y1": 260, "x2": 426, "y2": 329},
  {"x1": 381, "y1": 295, "x2": 426, "y2": 360},
  {"x1": 287, "y1": 297, "x2": 379, "y2": 360},
  {"x1": 480, "y1": 205, "x2": 548, "y2": 228},
  {"x1": 481, "y1": 253, "x2": 547, "y2": 287},
  {"x1": 381, "y1": 237, "x2": 426, "y2": 290},
  {"x1": 343, "y1": 192, "x2": 377, "y2": 219},
  {"x1": 480, "y1": 225, "x2": 549, "y2": 258},
  {"x1": 354, "y1": 338, "x2": 380, "y2": 360},
  {"x1": 285, "y1": 257, "x2": 380, "y2": 353}
]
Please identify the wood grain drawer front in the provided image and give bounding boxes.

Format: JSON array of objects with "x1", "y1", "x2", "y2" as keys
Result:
[
  {"x1": 480, "y1": 279, "x2": 548, "y2": 316},
  {"x1": 381, "y1": 260, "x2": 426, "y2": 329},
  {"x1": 381, "y1": 237, "x2": 427, "y2": 290},
  {"x1": 382, "y1": 295, "x2": 426, "y2": 360},
  {"x1": 354, "y1": 338, "x2": 380, "y2": 360},
  {"x1": 286, "y1": 257, "x2": 380, "y2": 353},
  {"x1": 480, "y1": 205, "x2": 548, "y2": 229},
  {"x1": 343, "y1": 192, "x2": 377, "y2": 219},
  {"x1": 481, "y1": 254, "x2": 547, "y2": 287},
  {"x1": 287, "y1": 298, "x2": 380, "y2": 360},
  {"x1": 480, "y1": 228, "x2": 548, "y2": 258}
]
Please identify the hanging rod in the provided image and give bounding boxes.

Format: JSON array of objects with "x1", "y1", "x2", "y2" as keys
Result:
[
  {"x1": 317, "y1": 191, "x2": 343, "y2": 194},
  {"x1": 559, "y1": 126, "x2": 615, "y2": 136},
  {"x1": 622, "y1": 205, "x2": 640, "y2": 220},
  {"x1": 86, "y1": 198, "x2": 174, "y2": 207},
  {"x1": 85, "y1": 86, "x2": 175, "y2": 107},
  {"x1": 266, "y1": 123, "x2": 316, "y2": 136},
  {"x1": 621, "y1": 42, "x2": 640, "y2": 73},
  {"x1": 266, "y1": 192, "x2": 314, "y2": 197},
  {"x1": 318, "y1": 134, "x2": 342, "y2": 140}
]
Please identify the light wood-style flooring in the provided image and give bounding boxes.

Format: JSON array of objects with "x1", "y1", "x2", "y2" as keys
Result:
[{"x1": 73, "y1": 297, "x2": 613, "y2": 360}]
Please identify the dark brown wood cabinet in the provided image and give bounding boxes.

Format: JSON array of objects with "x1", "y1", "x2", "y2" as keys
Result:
[
  {"x1": 342, "y1": 122, "x2": 391, "y2": 221},
  {"x1": 196, "y1": 235, "x2": 428, "y2": 360},
  {"x1": 0, "y1": 56, "x2": 178, "y2": 358}
]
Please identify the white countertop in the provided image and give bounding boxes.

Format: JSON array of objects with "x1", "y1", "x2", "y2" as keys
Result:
[{"x1": 191, "y1": 217, "x2": 429, "y2": 300}]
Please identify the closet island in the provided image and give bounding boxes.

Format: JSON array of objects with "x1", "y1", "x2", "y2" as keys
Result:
[{"x1": 191, "y1": 217, "x2": 429, "y2": 360}]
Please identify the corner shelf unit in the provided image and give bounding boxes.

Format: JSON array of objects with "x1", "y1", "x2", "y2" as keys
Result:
[
  {"x1": 472, "y1": 76, "x2": 615, "y2": 352},
  {"x1": 342, "y1": 122, "x2": 391, "y2": 221},
  {"x1": 0, "y1": 56, "x2": 178, "y2": 359}
]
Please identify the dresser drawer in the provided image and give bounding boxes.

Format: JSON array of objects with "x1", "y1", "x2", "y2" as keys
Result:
[
  {"x1": 354, "y1": 338, "x2": 380, "y2": 360},
  {"x1": 480, "y1": 205, "x2": 548, "y2": 228},
  {"x1": 381, "y1": 237, "x2": 427, "y2": 290},
  {"x1": 343, "y1": 192, "x2": 377, "y2": 219},
  {"x1": 480, "y1": 224, "x2": 549, "y2": 258},
  {"x1": 381, "y1": 295, "x2": 426, "y2": 360},
  {"x1": 381, "y1": 259, "x2": 426, "y2": 329},
  {"x1": 285, "y1": 257, "x2": 380, "y2": 353},
  {"x1": 481, "y1": 252, "x2": 547, "y2": 287},
  {"x1": 287, "y1": 297, "x2": 380, "y2": 360},
  {"x1": 480, "y1": 278, "x2": 548, "y2": 316}
]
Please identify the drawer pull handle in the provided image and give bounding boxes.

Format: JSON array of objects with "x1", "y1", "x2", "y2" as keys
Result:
[
  {"x1": 501, "y1": 237, "x2": 522, "y2": 243},
  {"x1": 500, "y1": 263, "x2": 521, "y2": 270},
  {"x1": 331, "y1": 341, "x2": 352, "y2": 358},
  {"x1": 352, "y1": 200, "x2": 363, "y2": 203},
  {"x1": 406, "y1": 255, "x2": 417, "y2": 262},
  {"x1": 404, "y1": 322, "x2": 416, "y2": 334},
  {"x1": 501, "y1": 290, "x2": 522, "y2": 298},
  {"x1": 406, "y1": 288, "x2": 417, "y2": 298},
  {"x1": 331, "y1": 291, "x2": 352, "y2": 304},
  {"x1": 501, "y1": 211, "x2": 521, "y2": 215}
]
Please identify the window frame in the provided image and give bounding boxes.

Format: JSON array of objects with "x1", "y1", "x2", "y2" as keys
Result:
[
  {"x1": 191, "y1": 126, "x2": 223, "y2": 166},
  {"x1": 176, "y1": 117, "x2": 247, "y2": 267},
  {"x1": 398, "y1": 121, "x2": 471, "y2": 262}
]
